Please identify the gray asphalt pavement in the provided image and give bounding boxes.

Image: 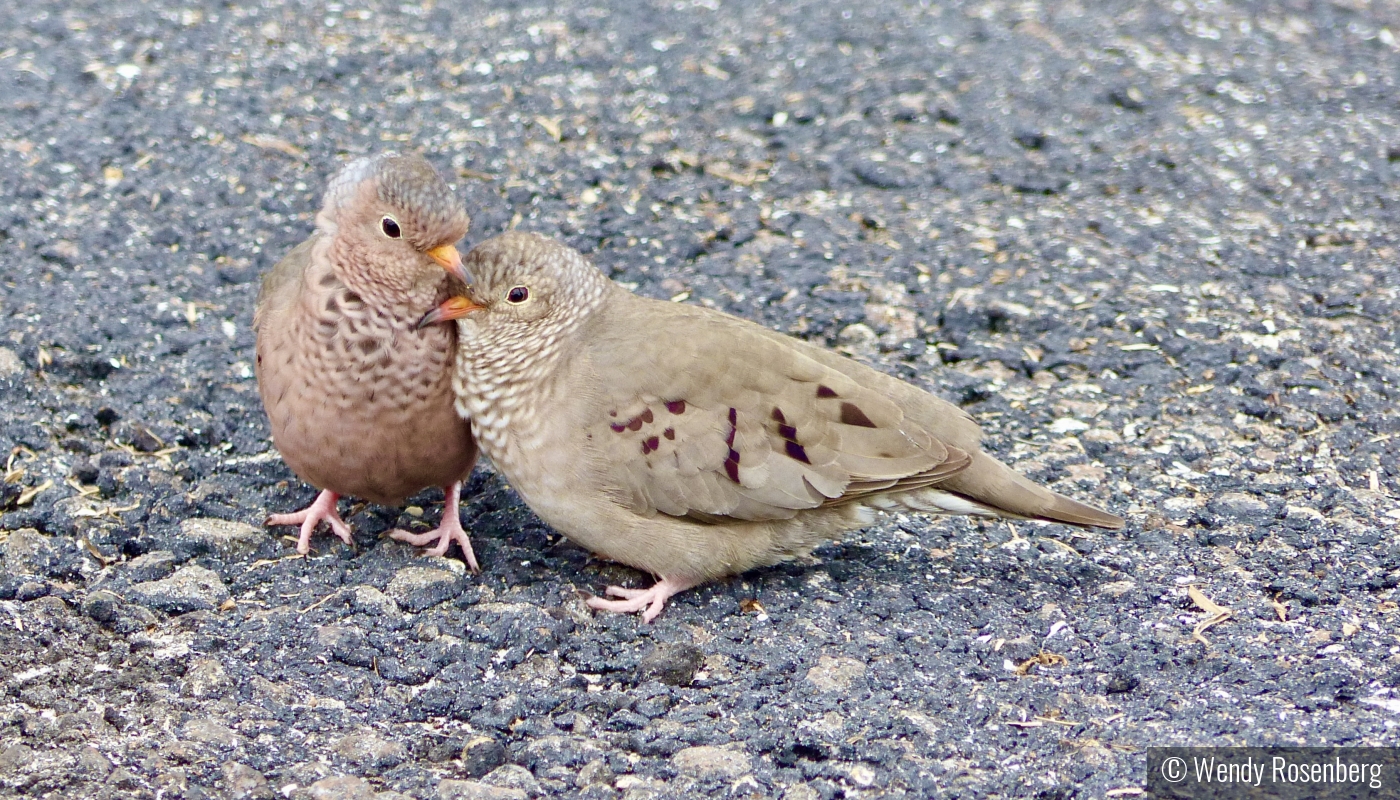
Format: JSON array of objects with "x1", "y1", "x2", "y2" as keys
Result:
[{"x1": 1, "y1": 0, "x2": 1398, "y2": 798}]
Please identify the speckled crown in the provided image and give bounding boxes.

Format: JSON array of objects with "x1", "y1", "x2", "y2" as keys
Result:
[
  {"x1": 323, "y1": 153, "x2": 470, "y2": 250},
  {"x1": 461, "y1": 231, "x2": 600, "y2": 300}
]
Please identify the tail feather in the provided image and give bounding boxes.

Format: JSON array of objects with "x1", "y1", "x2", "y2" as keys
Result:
[{"x1": 933, "y1": 452, "x2": 1124, "y2": 530}]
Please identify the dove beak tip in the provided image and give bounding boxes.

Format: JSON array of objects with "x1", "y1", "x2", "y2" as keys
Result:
[
  {"x1": 416, "y1": 296, "x2": 483, "y2": 330},
  {"x1": 426, "y1": 243, "x2": 469, "y2": 284}
]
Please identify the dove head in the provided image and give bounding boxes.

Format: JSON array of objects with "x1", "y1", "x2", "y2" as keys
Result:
[
  {"x1": 314, "y1": 153, "x2": 471, "y2": 308},
  {"x1": 419, "y1": 231, "x2": 611, "y2": 393}
]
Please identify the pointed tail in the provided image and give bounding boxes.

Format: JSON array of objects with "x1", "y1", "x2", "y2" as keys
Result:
[{"x1": 908, "y1": 451, "x2": 1124, "y2": 529}]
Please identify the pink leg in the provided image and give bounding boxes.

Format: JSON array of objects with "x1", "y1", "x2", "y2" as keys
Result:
[
  {"x1": 266, "y1": 490, "x2": 353, "y2": 555},
  {"x1": 388, "y1": 483, "x2": 479, "y2": 572},
  {"x1": 586, "y1": 575, "x2": 700, "y2": 623}
]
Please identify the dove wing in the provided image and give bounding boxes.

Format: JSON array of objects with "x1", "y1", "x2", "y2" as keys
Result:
[
  {"x1": 579, "y1": 295, "x2": 972, "y2": 523},
  {"x1": 254, "y1": 237, "x2": 319, "y2": 334}
]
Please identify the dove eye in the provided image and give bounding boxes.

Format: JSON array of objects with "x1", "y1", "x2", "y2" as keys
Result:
[
  {"x1": 380, "y1": 216, "x2": 401, "y2": 238},
  {"x1": 506, "y1": 286, "x2": 529, "y2": 304}
]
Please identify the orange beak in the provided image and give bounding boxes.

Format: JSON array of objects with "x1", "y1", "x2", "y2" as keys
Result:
[
  {"x1": 416, "y1": 295, "x2": 484, "y2": 330},
  {"x1": 426, "y1": 243, "x2": 469, "y2": 284}
]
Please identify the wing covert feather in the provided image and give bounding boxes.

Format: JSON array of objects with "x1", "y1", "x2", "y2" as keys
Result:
[
  {"x1": 254, "y1": 237, "x2": 319, "y2": 333},
  {"x1": 583, "y1": 294, "x2": 972, "y2": 523}
]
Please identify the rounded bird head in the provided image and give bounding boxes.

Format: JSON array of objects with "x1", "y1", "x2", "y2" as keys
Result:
[
  {"x1": 315, "y1": 153, "x2": 471, "y2": 305},
  {"x1": 419, "y1": 231, "x2": 609, "y2": 337}
]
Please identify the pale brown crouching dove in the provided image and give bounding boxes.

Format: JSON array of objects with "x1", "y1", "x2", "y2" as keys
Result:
[
  {"x1": 421, "y1": 231, "x2": 1123, "y2": 619},
  {"x1": 254, "y1": 153, "x2": 481, "y2": 566}
]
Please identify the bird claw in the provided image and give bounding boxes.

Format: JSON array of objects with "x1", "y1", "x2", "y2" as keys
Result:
[
  {"x1": 387, "y1": 483, "x2": 479, "y2": 571},
  {"x1": 586, "y1": 576, "x2": 698, "y2": 623},
  {"x1": 265, "y1": 490, "x2": 352, "y2": 554},
  {"x1": 388, "y1": 523, "x2": 479, "y2": 572}
]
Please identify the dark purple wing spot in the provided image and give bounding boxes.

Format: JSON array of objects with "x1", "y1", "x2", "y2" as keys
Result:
[
  {"x1": 666, "y1": 400, "x2": 686, "y2": 415},
  {"x1": 724, "y1": 407, "x2": 738, "y2": 447},
  {"x1": 609, "y1": 410, "x2": 617, "y2": 417},
  {"x1": 645, "y1": 436, "x2": 659, "y2": 452},
  {"x1": 627, "y1": 416, "x2": 644, "y2": 432},
  {"x1": 641, "y1": 408, "x2": 654, "y2": 424},
  {"x1": 724, "y1": 448, "x2": 741, "y2": 483},
  {"x1": 663, "y1": 428, "x2": 675, "y2": 440},
  {"x1": 816, "y1": 385, "x2": 838, "y2": 398},
  {"x1": 777, "y1": 424, "x2": 798, "y2": 442},
  {"x1": 771, "y1": 407, "x2": 786, "y2": 423},
  {"x1": 785, "y1": 441, "x2": 811, "y2": 464},
  {"x1": 840, "y1": 402, "x2": 877, "y2": 428},
  {"x1": 610, "y1": 423, "x2": 627, "y2": 433}
]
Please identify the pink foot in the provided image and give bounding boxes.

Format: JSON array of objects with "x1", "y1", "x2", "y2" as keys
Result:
[
  {"x1": 389, "y1": 483, "x2": 479, "y2": 572},
  {"x1": 586, "y1": 576, "x2": 699, "y2": 623},
  {"x1": 266, "y1": 490, "x2": 353, "y2": 555}
]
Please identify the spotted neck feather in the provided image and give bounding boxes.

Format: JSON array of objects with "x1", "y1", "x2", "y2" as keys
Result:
[
  {"x1": 453, "y1": 261, "x2": 611, "y2": 460},
  {"x1": 310, "y1": 233, "x2": 443, "y2": 315}
]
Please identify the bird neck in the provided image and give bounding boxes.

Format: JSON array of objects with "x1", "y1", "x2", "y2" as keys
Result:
[
  {"x1": 456, "y1": 271, "x2": 612, "y2": 460},
  {"x1": 311, "y1": 234, "x2": 441, "y2": 315}
]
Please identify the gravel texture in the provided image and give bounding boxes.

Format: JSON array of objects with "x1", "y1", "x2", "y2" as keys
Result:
[{"x1": 1, "y1": 0, "x2": 1399, "y2": 798}]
